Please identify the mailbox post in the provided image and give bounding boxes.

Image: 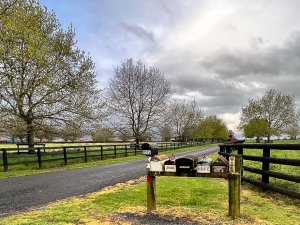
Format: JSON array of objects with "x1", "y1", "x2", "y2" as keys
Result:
[
  {"x1": 141, "y1": 143, "x2": 158, "y2": 212},
  {"x1": 143, "y1": 143, "x2": 242, "y2": 219}
]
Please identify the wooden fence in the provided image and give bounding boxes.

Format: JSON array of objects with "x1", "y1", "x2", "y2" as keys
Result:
[
  {"x1": 0, "y1": 141, "x2": 213, "y2": 172},
  {"x1": 219, "y1": 143, "x2": 300, "y2": 199}
]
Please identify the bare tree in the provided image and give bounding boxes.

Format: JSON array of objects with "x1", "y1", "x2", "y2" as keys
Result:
[
  {"x1": 107, "y1": 59, "x2": 171, "y2": 144},
  {"x1": 167, "y1": 99, "x2": 204, "y2": 141},
  {"x1": 159, "y1": 124, "x2": 173, "y2": 142},
  {"x1": 91, "y1": 125, "x2": 114, "y2": 143}
]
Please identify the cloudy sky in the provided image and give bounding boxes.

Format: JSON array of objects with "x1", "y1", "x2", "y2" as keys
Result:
[{"x1": 40, "y1": 0, "x2": 300, "y2": 132}]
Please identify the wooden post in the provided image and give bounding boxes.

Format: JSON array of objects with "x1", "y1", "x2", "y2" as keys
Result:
[
  {"x1": 114, "y1": 145, "x2": 117, "y2": 158},
  {"x1": 84, "y1": 146, "x2": 87, "y2": 162},
  {"x1": 63, "y1": 147, "x2": 67, "y2": 166},
  {"x1": 262, "y1": 147, "x2": 270, "y2": 184},
  {"x1": 228, "y1": 155, "x2": 242, "y2": 219},
  {"x1": 100, "y1": 146, "x2": 103, "y2": 160},
  {"x1": 147, "y1": 174, "x2": 156, "y2": 211},
  {"x1": 37, "y1": 148, "x2": 42, "y2": 169},
  {"x1": 125, "y1": 145, "x2": 128, "y2": 157},
  {"x1": 3, "y1": 149, "x2": 8, "y2": 172}
]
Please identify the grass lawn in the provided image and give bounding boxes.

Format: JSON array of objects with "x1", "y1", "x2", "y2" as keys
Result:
[{"x1": 1, "y1": 176, "x2": 299, "y2": 225}]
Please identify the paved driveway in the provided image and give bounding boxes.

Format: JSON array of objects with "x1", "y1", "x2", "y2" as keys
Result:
[{"x1": 0, "y1": 146, "x2": 219, "y2": 217}]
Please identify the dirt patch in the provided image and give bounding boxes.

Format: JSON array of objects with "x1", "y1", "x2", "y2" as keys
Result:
[{"x1": 114, "y1": 212, "x2": 199, "y2": 225}]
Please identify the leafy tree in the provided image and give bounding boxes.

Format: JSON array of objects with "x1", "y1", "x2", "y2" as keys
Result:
[
  {"x1": 168, "y1": 99, "x2": 204, "y2": 141},
  {"x1": 193, "y1": 115, "x2": 228, "y2": 140},
  {"x1": 240, "y1": 89, "x2": 298, "y2": 142},
  {"x1": 0, "y1": 0, "x2": 102, "y2": 151},
  {"x1": 242, "y1": 118, "x2": 269, "y2": 141},
  {"x1": 91, "y1": 125, "x2": 114, "y2": 143},
  {"x1": 107, "y1": 59, "x2": 171, "y2": 144}
]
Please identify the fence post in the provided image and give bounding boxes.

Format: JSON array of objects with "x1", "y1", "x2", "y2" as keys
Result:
[
  {"x1": 262, "y1": 146, "x2": 270, "y2": 184},
  {"x1": 125, "y1": 145, "x2": 128, "y2": 157},
  {"x1": 17, "y1": 144, "x2": 20, "y2": 155},
  {"x1": 100, "y1": 146, "x2": 103, "y2": 160},
  {"x1": 173, "y1": 142, "x2": 176, "y2": 150},
  {"x1": 165, "y1": 143, "x2": 168, "y2": 151},
  {"x1": 237, "y1": 147, "x2": 244, "y2": 176},
  {"x1": 37, "y1": 148, "x2": 42, "y2": 169},
  {"x1": 84, "y1": 146, "x2": 87, "y2": 162},
  {"x1": 228, "y1": 155, "x2": 242, "y2": 219},
  {"x1": 63, "y1": 147, "x2": 67, "y2": 166},
  {"x1": 135, "y1": 144, "x2": 137, "y2": 155},
  {"x1": 114, "y1": 145, "x2": 117, "y2": 158},
  {"x1": 147, "y1": 175, "x2": 156, "y2": 211},
  {"x1": 2, "y1": 149, "x2": 8, "y2": 172}
]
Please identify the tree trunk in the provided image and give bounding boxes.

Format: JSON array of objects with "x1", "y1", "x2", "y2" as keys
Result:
[
  {"x1": 136, "y1": 137, "x2": 140, "y2": 145},
  {"x1": 26, "y1": 123, "x2": 35, "y2": 154}
]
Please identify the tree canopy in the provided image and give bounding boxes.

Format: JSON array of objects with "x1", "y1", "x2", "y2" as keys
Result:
[
  {"x1": 193, "y1": 115, "x2": 228, "y2": 140},
  {"x1": 0, "y1": 0, "x2": 102, "y2": 150},
  {"x1": 242, "y1": 118, "x2": 269, "y2": 139},
  {"x1": 240, "y1": 89, "x2": 299, "y2": 141}
]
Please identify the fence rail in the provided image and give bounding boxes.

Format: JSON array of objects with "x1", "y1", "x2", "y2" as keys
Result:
[
  {"x1": 0, "y1": 140, "x2": 216, "y2": 172},
  {"x1": 219, "y1": 143, "x2": 300, "y2": 199}
]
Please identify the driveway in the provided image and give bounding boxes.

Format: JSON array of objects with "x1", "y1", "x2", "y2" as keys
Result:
[{"x1": 0, "y1": 146, "x2": 219, "y2": 217}]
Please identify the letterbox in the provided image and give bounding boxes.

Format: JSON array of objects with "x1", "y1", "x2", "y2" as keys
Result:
[
  {"x1": 164, "y1": 159, "x2": 176, "y2": 172},
  {"x1": 197, "y1": 155, "x2": 212, "y2": 174},
  {"x1": 211, "y1": 161, "x2": 228, "y2": 173},
  {"x1": 175, "y1": 156, "x2": 197, "y2": 175},
  {"x1": 141, "y1": 143, "x2": 158, "y2": 156}
]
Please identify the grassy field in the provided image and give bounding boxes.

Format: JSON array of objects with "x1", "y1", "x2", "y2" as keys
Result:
[
  {"x1": 239, "y1": 141, "x2": 300, "y2": 192},
  {"x1": 1, "y1": 176, "x2": 299, "y2": 225}
]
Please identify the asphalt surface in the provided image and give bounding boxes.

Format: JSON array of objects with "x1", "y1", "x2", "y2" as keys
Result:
[{"x1": 0, "y1": 146, "x2": 219, "y2": 217}]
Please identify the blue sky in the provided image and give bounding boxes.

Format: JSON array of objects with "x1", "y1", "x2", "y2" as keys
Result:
[{"x1": 39, "y1": 0, "x2": 300, "y2": 131}]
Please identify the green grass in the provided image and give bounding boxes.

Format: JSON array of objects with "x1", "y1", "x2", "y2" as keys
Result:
[
  {"x1": 1, "y1": 176, "x2": 299, "y2": 225},
  {"x1": 240, "y1": 146, "x2": 300, "y2": 193},
  {"x1": 0, "y1": 144, "x2": 217, "y2": 179}
]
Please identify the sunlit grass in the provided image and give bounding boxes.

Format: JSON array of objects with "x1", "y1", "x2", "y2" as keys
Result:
[{"x1": 1, "y1": 176, "x2": 299, "y2": 225}]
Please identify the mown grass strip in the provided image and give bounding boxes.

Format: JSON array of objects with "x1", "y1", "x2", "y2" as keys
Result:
[{"x1": 1, "y1": 176, "x2": 299, "y2": 225}]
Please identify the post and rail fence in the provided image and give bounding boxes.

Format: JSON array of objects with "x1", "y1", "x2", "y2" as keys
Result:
[
  {"x1": 219, "y1": 143, "x2": 300, "y2": 199},
  {"x1": 0, "y1": 140, "x2": 219, "y2": 172}
]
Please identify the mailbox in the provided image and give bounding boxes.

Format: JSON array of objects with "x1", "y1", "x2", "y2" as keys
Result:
[
  {"x1": 164, "y1": 159, "x2": 176, "y2": 172},
  {"x1": 175, "y1": 156, "x2": 197, "y2": 175},
  {"x1": 197, "y1": 155, "x2": 212, "y2": 174},
  {"x1": 212, "y1": 161, "x2": 228, "y2": 173},
  {"x1": 141, "y1": 143, "x2": 158, "y2": 156}
]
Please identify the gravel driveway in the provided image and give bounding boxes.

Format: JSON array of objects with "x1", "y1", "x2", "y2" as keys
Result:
[{"x1": 0, "y1": 146, "x2": 219, "y2": 217}]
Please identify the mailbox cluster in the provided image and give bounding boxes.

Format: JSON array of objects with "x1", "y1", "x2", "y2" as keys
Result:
[{"x1": 141, "y1": 143, "x2": 229, "y2": 175}]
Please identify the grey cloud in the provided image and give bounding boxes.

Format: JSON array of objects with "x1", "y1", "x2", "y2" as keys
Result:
[
  {"x1": 201, "y1": 32, "x2": 300, "y2": 78},
  {"x1": 121, "y1": 23, "x2": 155, "y2": 43}
]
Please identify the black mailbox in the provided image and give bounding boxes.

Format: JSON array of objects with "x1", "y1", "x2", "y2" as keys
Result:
[
  {"x1": 141, "y1": 143, "x2": 158, "y2": 156},
  {"x1": 175, "y1": 156, "x2": 197, "y2": 174}
]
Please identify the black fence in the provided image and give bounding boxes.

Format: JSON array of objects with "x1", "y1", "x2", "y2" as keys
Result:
[
  {"x1": 219, "y1": 143, "x2": 300, "y2": 199},
  {"x1": 0, "y1": 140, "x2": 216, "y2": 172}
]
